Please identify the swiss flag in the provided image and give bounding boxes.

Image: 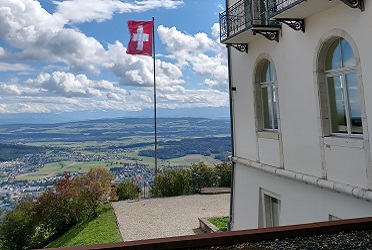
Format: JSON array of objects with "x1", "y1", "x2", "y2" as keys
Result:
[{"x1": 126, "y1": 20, "x2": 153, "y2": 56}]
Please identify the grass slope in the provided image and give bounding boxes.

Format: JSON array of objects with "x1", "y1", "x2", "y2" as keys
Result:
[{"x1": 46, "y1": 203, "x2": 122, "y2": 248}]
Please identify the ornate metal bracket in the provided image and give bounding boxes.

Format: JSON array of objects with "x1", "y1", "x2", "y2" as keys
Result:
[
  {"x1": 275, "y1": 18, "x2": 305, "y2": 32},
  {"x1": 252, "y1": 30, "x2": 280, "y2": 42},
  {"x1": 228, "y1": 44, "x2": 248, "y2": 53},
  {"x1": 340, "y1": 0, "x2": 364, "y2": 11}
]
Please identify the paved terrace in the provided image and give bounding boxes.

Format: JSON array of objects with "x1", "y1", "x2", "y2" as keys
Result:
[{"x1": 111, "y1": 193, "x2": 230, "y2": 241}]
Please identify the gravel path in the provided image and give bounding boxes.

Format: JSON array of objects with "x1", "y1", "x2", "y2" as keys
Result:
[{"x1": 112, "y1": 194, "x2": 230, "y2": 241}]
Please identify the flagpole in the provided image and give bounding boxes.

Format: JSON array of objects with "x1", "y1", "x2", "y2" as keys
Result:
[{"x1": 152, "y1": 16, "x2": 158, "y2": 176}]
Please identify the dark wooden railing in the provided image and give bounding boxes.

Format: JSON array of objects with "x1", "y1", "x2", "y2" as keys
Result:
[{"x1": 37, "y1": 216, "x2": 372, "y2": 250}]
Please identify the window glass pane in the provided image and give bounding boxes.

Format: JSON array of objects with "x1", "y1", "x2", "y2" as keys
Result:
[
  {"x1": 268, "y1": 62, "x2": 274, "y2": 81},
  {"x1": 341, "y1": 38, "x2": 355, "y2": 68},
  {"x1": 271, "y1": 198, "x2": 280, "y2": 227},
  {"x1": 260, "y1": 60, "x2": 277, "y2": 130},
  {"x1": 264, "y1": 194, "x2": 273, "y2": 227},
  {"x1": 262, "y1": 86, "x2": 272, "y2": 129},
  {"x1": 272, "y1": 86, "x2": 278, "y2": 129},
  {"x1": 346, "y1": 74, "x2": 363, "y2": 134},
  {"x1": 263, "y1": 194, "x2": 280, "y2": 228},
  {"x1": 325, "y1": 39, "x2": 341, "y2": 70},
  {"x1": 328, "y1": 76, "x2": 347, "y2": 133},
  {"x1": 261, "y1": 61, "x2": 269, "y2": 82}
]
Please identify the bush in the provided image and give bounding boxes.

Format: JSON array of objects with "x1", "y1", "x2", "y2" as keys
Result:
[
  {"x1": 151, "y1": 162, "x2": 232, "y2": 197},
  {"x1": 151, "y1": 168, "x2": 194, "y2": 197},
  {"x1": 117, "y1": 180, "x2": 139, "y2": 200},
  {"x1": 214, "y1": 162, "x2": 232, "y2": 187},
  {"x1": 191, "y1": 162, "x2": 218, "y2": 191}
]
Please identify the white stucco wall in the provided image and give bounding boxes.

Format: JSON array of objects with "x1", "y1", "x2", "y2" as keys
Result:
[
  {"x1": 230, "y1": 2, "x2": 372, "y2": 185},
  {"x1": 228, "y1": 0, "x2": 372, "y2": 229},
  {"x1": 232, "y1": 163, "x2": 372, "y2": 231}
]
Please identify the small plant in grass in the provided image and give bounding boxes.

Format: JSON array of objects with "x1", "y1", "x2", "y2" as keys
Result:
[{"x1": 208, "y1": 217, "x2": 229, "y2": 232}]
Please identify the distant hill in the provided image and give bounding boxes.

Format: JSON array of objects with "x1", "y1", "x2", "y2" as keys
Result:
[
  {"x1": 138, "y1": 137, "x2": 231, "y2": 161},
  {"x1": 0, "y1": 144, "x2": 47, "y2": 161},
  {"x1": 0, "y1": 107, "x2": 229, "y2": 124},
  {"x1": 0, "y1": 117, "x2": 230, "y2": 143}
]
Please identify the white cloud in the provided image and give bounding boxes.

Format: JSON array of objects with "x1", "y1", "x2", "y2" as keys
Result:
[
  {"x1": 0, "y1": 0, "x2": 63, "y2": 43},
  {"x1": 0, "y1": 83, "x2": 23, "y2": 95},
  {"x1": 0, "y1": 69, "x2": 228, "y2": 114},
  {"x1": 157, "y1": 25, "x2": 228, "y2": 89},
  {"x1": 0, "y1": 62, "x2": 34, "y2": 72},
  {"x1": 53, "y1": 0, "x2": 184, "y2": 24},
  {"x1": 25, "y1": 71, "x2": 129, "y2": 99},
  {"x1": 0, "y1": 0, "x2": 106, "y2": 73},
  {"x1": 0, "y1": 47, "x2": 5, "y2": 57},
  {"x1": 104, "y1": 41, "x2": 184, "y2": 87},
  {"x1": 158, "y1": 25, "x2": 218, "y2": 53},
  {"x1": 211, "y1": 23, "x2": 220, "y2": 38},
  {"x1": 0, "y1": 0, "x2": 229, "y2": 115}
]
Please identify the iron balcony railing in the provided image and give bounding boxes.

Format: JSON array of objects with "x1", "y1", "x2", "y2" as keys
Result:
[
  {"x1": 219, "y1": 0, "x2": 278, "y2": 42},
  {"x1": 267, "y1": 0, "x2": 306, "y2": 17}
]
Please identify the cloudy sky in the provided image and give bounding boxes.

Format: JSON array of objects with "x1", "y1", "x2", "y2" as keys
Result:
[{"x1": 0, "y1": 0, "x2": 228, "y2": 122}]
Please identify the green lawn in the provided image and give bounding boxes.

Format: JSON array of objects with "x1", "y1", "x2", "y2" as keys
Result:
[
  {"x1": 45, "y1": 203, "x2": 122, "y2": 248},
  {"x1": 208, "y1": 217, "x2": 229, "y2": 232}
]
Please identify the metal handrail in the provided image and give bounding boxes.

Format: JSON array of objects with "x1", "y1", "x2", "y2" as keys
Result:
[
  {"x1": 219, "y1": 0, "x2": 281, "y2": 42},
  {"x1": 267, "y1": 0, "x2": 306, "y2": 18},
  {"x1": 220, "y1": 0, "x2": 252, "y2": 41}
]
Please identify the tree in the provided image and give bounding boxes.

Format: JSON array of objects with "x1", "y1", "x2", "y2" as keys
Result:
[
  {"x1": 76, "y1": 168, "x2": 117, "y2": 216},
  {"x1": 0, "y1": 199, "x2": 38, "y2": 250},
  {"x1": 0, "y1": 168, "x2": 118, "y2": 250}
]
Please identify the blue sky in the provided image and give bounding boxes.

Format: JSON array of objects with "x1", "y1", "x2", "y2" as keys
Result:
[{"x1": 0, "y1": 0, "x2": 228, "y2": 122}]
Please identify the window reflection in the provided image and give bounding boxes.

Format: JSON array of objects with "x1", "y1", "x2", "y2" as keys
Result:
[
  {"x1": 325, "y1": 38, "x2": 362, "y2": 135},
  {"x1": 260, "y1": 60, "x2": 277, "y2": 130}
]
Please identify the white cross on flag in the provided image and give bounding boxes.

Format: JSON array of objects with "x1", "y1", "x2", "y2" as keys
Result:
[{"x1": 126, "y1": 20, "x2": 153, "y2": 56}]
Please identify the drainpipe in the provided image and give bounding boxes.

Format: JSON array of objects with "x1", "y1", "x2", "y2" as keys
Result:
[{"x1": 227, "y1": 43, "x2": 236, "y2": 232}]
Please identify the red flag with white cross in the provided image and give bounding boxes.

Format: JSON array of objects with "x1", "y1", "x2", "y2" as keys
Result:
[{"x1": 126, "y1": 20, "x2": 153, "y2": 56}]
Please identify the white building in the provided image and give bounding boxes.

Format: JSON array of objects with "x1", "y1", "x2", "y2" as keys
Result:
[{"x1": 220, "y1": 0, "x2": 372, "y2": 230}]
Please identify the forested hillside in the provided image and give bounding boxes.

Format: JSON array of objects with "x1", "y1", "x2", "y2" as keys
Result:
[{"x1": 138, "y1": 137, "x2": 231, "y2": 161}]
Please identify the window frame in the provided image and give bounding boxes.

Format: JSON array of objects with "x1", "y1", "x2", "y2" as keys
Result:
[
  {"x1": 315, "y1": 33, "x2": 367, "y2": 141},
  {"x1": 324, "y1": 38, "x2": 362, "y2": 136},
  {"x1": 260, "y1": 188, "x2": 281, "y2": 228},
  {"x1": 254, "y1": 57, "x2": 280, "y2": 134}
]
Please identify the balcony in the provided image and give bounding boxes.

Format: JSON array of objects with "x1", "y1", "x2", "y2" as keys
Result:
[
  {"x1": 268, "y1": 0, "x2": 343, "y2": 19},
  {"x1": 268, "y1": 0, "x2": 364, "y2": 19},
  {"x1": 220, "y1": 0, "x2": 365, "y2": 47},
  {"x1": 219, "y1": 0, "x2": 281, "y2": 45}
]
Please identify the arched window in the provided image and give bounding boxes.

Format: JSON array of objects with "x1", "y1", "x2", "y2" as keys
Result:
[
  {"x1": 260, "y1": 60, "x2": 278, "y2": 130},
  {"x1": 325, "y1": 38, "x2": 362, "y2": 135}
]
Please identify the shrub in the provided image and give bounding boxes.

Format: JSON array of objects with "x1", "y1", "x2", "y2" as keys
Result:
[
  {"x1": 191, "y1": 162, "x2": 218, "y2": 191},
  {"x1": 117, "y1": 179, "x2": 139, "y2": 200},
  {"x1": 151, "y1": 168, "x2": 194, "y2": 197},
  {"x1": 150, "y1": 162, "x2": 232, "y2": 197},
  {"x1": 214, "y1": 162, "x2": 232, "y2": 187}
]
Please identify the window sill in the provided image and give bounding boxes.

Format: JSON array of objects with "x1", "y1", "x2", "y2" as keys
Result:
[
  {"x1": 323, "y1": 135, "x2": 364, "y2": 149},
  {"x1": 257, "y1": 131, "x2": 279, "y2": 140}
]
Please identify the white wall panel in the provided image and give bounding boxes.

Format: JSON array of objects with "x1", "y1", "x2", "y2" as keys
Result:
[{"x1": 258, "y1": 138, "x2": 280, "y2": 167}]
